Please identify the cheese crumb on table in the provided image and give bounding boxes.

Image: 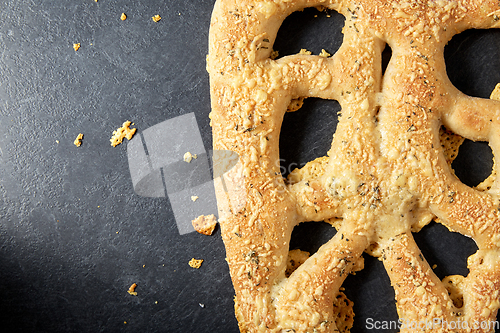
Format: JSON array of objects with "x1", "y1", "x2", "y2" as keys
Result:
[
  {"x1": 127, "y1": 283, "x2": 138, "y2": 296},
  {"x1": 188, "y1": 258, "x2": 203, "y2": 269},
  {"x1": 73, "y1": 43, "x2": 81, "y2": 51},
  {"x1": 74, "y1": 133, "x2": 83, "y2": 147},
  {"x1": 152, "y1": 14, "x2": 161, "y2": 22},
  {"x1": 183, "y1": 151, "x2": 197, "y2": 163},
  {"x1": 191, "y1": 196, "x2": 199, "y2": 202},
  {"x1": 120, "y1": 13, "x2": 127, "y2": 21},
  {"x1": 110, "y1": 121, "x2": 137, "y2": 147},
  {"x1": 191, "y1": 214, "x2": 217, "y2": 235}
]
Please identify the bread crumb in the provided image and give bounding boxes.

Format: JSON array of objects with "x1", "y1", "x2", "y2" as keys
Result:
[
  {"x1": 121, "y1": 13, "x2": 127, "y2": 21},
  {"x1": 152, "y1": 14, "x2": 161, "y2": 22},
  {"x1": 73, "y1": 43, "x2": 81, "y2": 51},
  {"x1": 191, "y1": 196, "x2": 199, "y2": 202},
  {"x1": 299, "y1": 48, "x2": 312, "y2": 55},
  {"x1": 319, "y1": 49, "x2": 331, "y2": 58},
  {"x1": 189, "y1": 258, "x2": 203, "y2": 269},
  {"x1": 74, "y1": 133, "x2": 83, "y2": 147},
  {"x1": 191, "y1": 214, "x2": 217, "y2": 235},
  {"x1": 183, "y1": 151, "x2": 198, "y2": 163},
  {"x1": 110, "y1": 121, "x2": 137, "y2": 147},
  {"x1": 127, "y1": 283, "x2": 138, "y2": 296},
  {"x1": 432, "y1": 264, "x2": 437, "y2": 269}
]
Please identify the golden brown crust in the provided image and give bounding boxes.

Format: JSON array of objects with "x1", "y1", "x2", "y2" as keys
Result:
[{"x1": 208, "y1": 0, "x2": 500, "y2": 332}]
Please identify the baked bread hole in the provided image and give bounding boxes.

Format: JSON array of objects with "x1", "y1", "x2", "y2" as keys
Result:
[
  {"x1": 288, "y1": 221, "x2": 337, "y2": 259},
  {"x1": 451, "y1": 139, "x2": 494, "y2": 188},
  {"x1": 279, "y1": 98, "x2": 339, "y2": 179},
  {"x1": 342, "y1": 254, "x2": 398, "y2": 333},
  {"x1": 272, "y1": 7, "x2": 344, "y2": 60},
  {"x1": 413, "y1": 221, "x2": 477, "y2": 281},
  {"x1": 445, "y1": 29, "x2": 500, "y2": 99},
  {"x1": 381, "y1": 43, "x2": 392, "y2": 76}
]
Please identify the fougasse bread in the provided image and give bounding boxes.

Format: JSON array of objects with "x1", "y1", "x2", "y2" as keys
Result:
[{"x1": 207, "y1": 0, "x2": 500, "y2": 332}]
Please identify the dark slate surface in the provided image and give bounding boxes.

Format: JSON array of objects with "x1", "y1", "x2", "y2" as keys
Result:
[{"x1": 0, "y1": 1, "x2": 497, "y2": 332}]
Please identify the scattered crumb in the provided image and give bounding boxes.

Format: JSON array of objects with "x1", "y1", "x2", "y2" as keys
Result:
[
  {"x1": 124, "y1": 321, "x2": 127, "y2": 324},
  {"x1": 74, "y1": 133, "x2": 83, "y2": 147},
  {"x1": 110, "y1": 121, "x2": 137, "y2": 147},
  {"x1": 319, "y1": 49, "x2": 331, "y2": 58},
  {"x1": 56, "y1": 140, "x2": 59, "y2": 144},
  {"x1": 121, "y1": 13, "x2": 127, "y2": 21},
  {"x1": 73, "y1": 43, "x2": 81, "y2": 51},
  {"x1": 152, "y1": 14, "x2": 161, "y2": 22},
  {"x1": 155, "y1": 301, "x2": 158, "y2": 304},
  {"x1": 432, "y1": 264, "x2": 437, "y2": 269},
  {"x1": 142, "y1": 265, "x2": 145, "y2": 268},
  {"x1": 183, "y1": 151, "x2": 198, "y2": 163},
  {"x1": 199, "y1": 303, "x2": 205, "y2": 308},
  {"x1": 189, "y1": 258, "x2": 203, "y2": 269},
  {"x1": 127, "y1": 283, "x2": 138, "y2": 296},
  {"x1": 270, "y1": 50, "x2": 279, "y2": 60},
  {"x1": 299, "y1": 48, "x2": 312, "y2": 55},
  {"x1": 191, "y1": 214, "x2": 217, "y2": 236},
  {"x1": 490, "y1": 83, "x2": 500, "y2": 101},
  {"x1": 191, "y1": 196, "x2": 199, "y2": 202}
]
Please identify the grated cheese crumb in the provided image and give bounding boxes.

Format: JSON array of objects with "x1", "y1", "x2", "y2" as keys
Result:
[
  {"x1": 183, "y1": 152, "x2": 198, "y2": 163},
  {"x1": 74, "y1": 133, "x2": 83, "y2": 147},
  {"x1": 110, "y1": 121, "x2": 137, "y2": 147},
  {"x1": 319, "y1": 49, "x2": 331, "y2": 58},
  {"x1": 121, "y1": 13, "x2": 127, "y2": 21},
  {"x1": 490, "y1": 83, "x2": 500, "y2": 101},
  {"x1": 189, "y1": 258, "x2": 203, "y2": 269},
  {"x1": 152, "y1": 14, "x2": 161, "y2": 22},
  {"x1": 127, "y1": 283, "x2": 138, "y2": 296},
  {"x1": 191, "y1": 214, "x2": 217, "y2": 235},
  {"x1": 73, "y1": 43, "x2": 81, "y2": 51},
  {"x1": 191, "y1": 196, "x2": 199, "y2": 202}
]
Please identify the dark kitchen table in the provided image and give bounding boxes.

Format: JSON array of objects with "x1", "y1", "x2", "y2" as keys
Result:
[{"x1": 0, "y1": 1, "x2": 498, "y2": 332}]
